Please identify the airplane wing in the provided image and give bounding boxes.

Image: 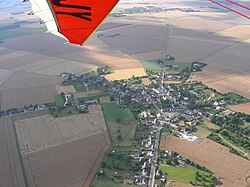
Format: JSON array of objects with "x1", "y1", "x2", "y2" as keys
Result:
[{"x1": 26, "y1": 0, "x2": 119, "y2": 45}]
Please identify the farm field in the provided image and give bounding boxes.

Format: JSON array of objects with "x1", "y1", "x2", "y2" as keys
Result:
[
  {"x1": 106, "y1": 121, "x2": 137, "y2": 146},
  {"x1": 0, "y1": 71, "x2": 63, "y2": 91},
  {"x1": 55, "y1": 85, "x2": 76, "y2": 94},
  {"x1": 159, "y1": 165, "x2": 210, "y2": 184},
  {"x1": 23, "y1": 132, "x2": 110, "y2": 187},
  {"x1": 0, "y1": 117, "x2": 25, "y2": 187},
  {"x1": 0, "y1": 45, "x2": 97, "y2": 75},
  {"x1": 202, "y1": 118, "x2": 220, "y2": 130},
  {"x1": 55, "y1": 94, "x2": 65, "y2": 107},
  {"x1": 141, "y1": 78, "x2": 152, "y2": 85},
  {"x1": 105, "y1": 68, "x2": 147, "y2": 81},
  {"x1": 141, "y1": 61, "x2": 162, "y2": 71},
  {"x1": 1, "y1": 85, "x2": 58, "y2": 111},
  {"x1": 101, "y1": 102, "x2": 135, "y2": 121},
  {"x1": 0, "y1": 68, "x2": 13, "y2": 85},
  {"x1": 13, "y1": 105, "x2": 111, "y2": 187},
  {"x1": 160, "y1": 136, "x2": 250, "y2": 187},
  {"x1": 102, "y1": 102, "x2": 136, "y2": 145},
  {"x1": 97, "y1": 5, "x2": 250, "y2": 95},
  {"x1": 1, "y1": 0, "x2": 250, "y2": 89},
  {"x1": 193, "y1": 126, "x2": 211, "y2": 139},
  {"x1": 228, "y1": 102, "x2": 250, "y2": 115},
  {"x1": 70, "y1": 82, "x2": 86, "y2": 92},
  {"x1": 15, "y1": 105, "x2": 107, "y2": 154},
  {"x1": 12, "y1": 109, "x2": 49, "y2": 121},
  {"x1": 73, "y1": 89, "x2": 103, "y2": 99},
  {"x1": 192, "y1": 63, "x2": 250, "y2": 99},
  {"x1": 0, "y1": 71, "x2": 63, "y2": 111}
]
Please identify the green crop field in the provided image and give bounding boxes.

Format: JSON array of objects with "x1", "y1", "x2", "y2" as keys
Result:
[
  {"x1": 193, "y1": 126, "x2": 211, "y2": 139},
  {"x1": 165, "y1": 61, "x2": 192, "y2": 73},
  {"x1": 141, "y1": 61, "x2": 162, "y2": 71},
  {"x1": 159, "y1": 165, "x2": 209, "y2": 184},
  {"x1": 203, "y1": 119, "x2": 220, "y2": 130},
  {"x1": 107, "y1": 121, "x2": 137, "y2": 146},
  {"x1": 55, "y1": 95, "x2": 65, "y2": 107},
  {"x1": 101, "y1": 103, "x2": 135, "y2": 121},
  {"x1": 71, "y1": 82, "x2": 86, "y2": 92}
]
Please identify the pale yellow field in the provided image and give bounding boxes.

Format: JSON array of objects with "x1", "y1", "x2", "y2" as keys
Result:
[
  {"x1": 142, "y1": 78, "x2": 152, "y2": 85},
  {"x1": 105, "y1": 68, "x2": 147, "y2": 81}
]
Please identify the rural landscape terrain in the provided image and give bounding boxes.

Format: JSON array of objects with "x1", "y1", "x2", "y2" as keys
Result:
[{"x1": 0, "y1": 0, "x2": 250, "y2": 187}]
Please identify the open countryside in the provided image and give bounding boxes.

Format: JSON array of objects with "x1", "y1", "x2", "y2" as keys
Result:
[{"x1": 0, "y1": 0, "x2": 250, "y2": 187}]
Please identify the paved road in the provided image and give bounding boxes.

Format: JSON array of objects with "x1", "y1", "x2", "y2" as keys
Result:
[
  {"x1": 148, "y1": 131, "x2": 161, "y2": 187},
  {"x1": 147, "y1": 22, "x2": 173, "y2": 187}
]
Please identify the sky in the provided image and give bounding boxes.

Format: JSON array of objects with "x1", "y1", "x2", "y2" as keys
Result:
[{"x1": 0, "y1": 0, "x2": 29, "y2": 13}]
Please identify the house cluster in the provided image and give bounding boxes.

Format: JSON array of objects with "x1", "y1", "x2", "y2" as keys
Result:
[
  {"x1": 122, "y1": 6, "x2": 167, "y2": 14},
  {"x1": 131, "y1": 129, "x2": 159, "y2": 185},
  {"x1": 121, "y1": 6, "x2": 199, "y2": 15}
]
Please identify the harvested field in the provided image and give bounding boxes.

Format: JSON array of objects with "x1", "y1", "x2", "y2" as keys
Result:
[
  {"x1": 0, "y1": 71, "x2": 63, "y2": 91},
  {"x1": 206, "y1": 76, "x2": 250, "y2": 99},
  {"x1": 15, "y1": 105, "x2": 106, "y2": 155},
  {"x1": 99, "y1": 24, "x2": 167, "y2": 56},
  {"x1": 0, "y1": 63, "x2": 65, "y2": 111},
  {"x1": 1, "y1": 85, "x2": 58, "y2": 110},
  {"x1": 0, "y1": 117, "x2": 25, "y2": 187},
  {"x1": 191, "y1": 64, "x2": 250, "y2": 99},
  {"x1": 105, "y1": 68, "x2": 146, "y2": 81},
  {"x1": 97, "y1": 22, "x2": 131, "y2": 31},
  {"x1": 0, "y1": 49, "x2": 96, "y2": 75},
  {"x1": 228, "y1": 102, "x2": 250, "y2": 115},
  {"x1": 168, "y1": 36, "x2": 230, "y2": 62},
  {"x1": 0, "y1": 68, "x2": 13, "y2": 85},
  {"x1": 215, "y1": 25, "x2": 250, "y2": 41},
  {"x1": 74, "y1": 48, "x2": 142, "y2": 70},
  {"x1": 98, "y1": 13, "x2": 250, "y2": 94},
  {"x1": 55, "y1": 85, "x2": 76, "y2": 94},
  {"x1": 0, "y1": 34, "x2": 142, "y2": 73},
  {"x1": 160, "y1": 136, "x2": 250, "y2": 187},
  {"x1": 23, "y1": 132, "x2": 110, "y2": 187}
]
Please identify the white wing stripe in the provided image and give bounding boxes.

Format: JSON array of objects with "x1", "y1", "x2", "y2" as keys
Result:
[{"x1": 28, "y1": 0, "x2": 69, "y2": 42}]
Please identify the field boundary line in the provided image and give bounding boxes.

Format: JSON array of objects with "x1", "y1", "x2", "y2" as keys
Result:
[
  {"x1": 195, "y1": 36, "x2": 250, "y2": 62},
  {"x1": 11, "y1": 119, "x2": 29, "y2": 187}
]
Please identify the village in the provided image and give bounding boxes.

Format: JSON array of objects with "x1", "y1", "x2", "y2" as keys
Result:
[{"x1": 0, "y1": 63, "x2": 249, "y2": 187}]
